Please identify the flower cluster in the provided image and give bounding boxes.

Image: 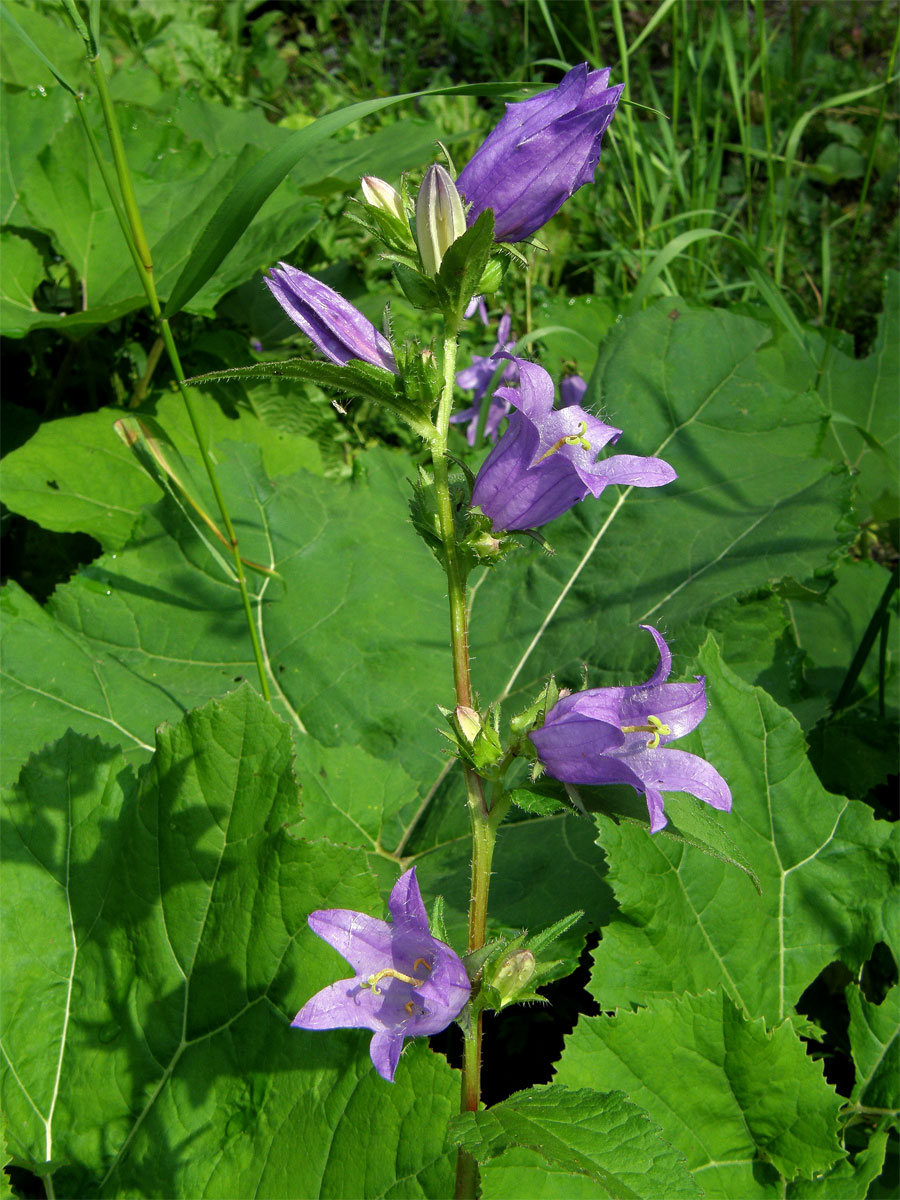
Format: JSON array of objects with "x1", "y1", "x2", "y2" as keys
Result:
[
  {"x1": 530, "y1": 626, "x2": 732, "y2": 832},
  {"x1": 293, "y1": 868, "x2": 470, "y2": 1082}
]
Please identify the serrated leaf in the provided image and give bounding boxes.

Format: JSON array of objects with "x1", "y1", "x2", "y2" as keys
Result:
[
  {"x1": 557, "y1": 990, "x2": 844, "y2": 1193},
  {"x1": 0, "y1": 691, "x2": 459, "y2": 1196},
  {"x1": 787, "y1": 1129, "x2": 890, "y2": 1199},
  {"x1": 450, "y1": 1083, "x2": 699, "y2": 1199}
]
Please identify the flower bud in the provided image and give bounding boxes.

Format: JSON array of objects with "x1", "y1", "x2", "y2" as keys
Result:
[
  {"x1": 361, "y1": 176, "x2": 405, "y2": 223},
  {"x1": 415, "y1": 164, "x2": 467, "y2": 277},
  {"x1": 455, "y1": 705, "x2": 482, "y2": 744},
  {"x1": 490, "y1": 949, "x2": 536, "y2": 1009}
]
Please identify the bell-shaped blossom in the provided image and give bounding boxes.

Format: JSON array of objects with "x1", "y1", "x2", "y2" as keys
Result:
[
  {"x1": 470, "y1": 356, "x2": 676, "y2": 531},
  {"x1": 457, "y1": 63, "x2": 623, "y2": 242},
  {"x1": 451, "y1": 313, "x2": 519, "y2": 445},
  {"x1": 292, "y1": 868, "x2": 470, "y2": 1082},
  {"x1": 265, "y1": 262, "x2": 397, "y2": 372},
  {"x1": 530, "y1": 626, "x2": 732, "y2": 833}
]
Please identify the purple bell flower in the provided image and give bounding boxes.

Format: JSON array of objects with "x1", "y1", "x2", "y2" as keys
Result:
[
  {"x1": 530, "y1": 626, "x2": 733, "y2": 833},
  {"x1": 451, "y1": 312, "x2": 519, "y2": 445},
  {"x1": 470, "y1": 356, "x2": 676, "y2": 531},
  {"x1": 265, "y1": 262, "x2": 397, "y2": 372},
  {"x1": 457, "y1": 63, "x2": 623, "y2": 242},
  {"x1": 292, "y1": 867, "x2": 470, "y2": 1082}
]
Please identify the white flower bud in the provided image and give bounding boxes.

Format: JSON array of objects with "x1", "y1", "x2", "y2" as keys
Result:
[
  {"x1": 415, "y1": 164, "x2": 467, "y2": 277},
  {"x1": 361, "y1": 176, "x2": 405, "y2": 222}
]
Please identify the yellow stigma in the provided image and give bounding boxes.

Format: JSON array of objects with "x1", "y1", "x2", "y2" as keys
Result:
[
  {"x1": 413, "y1": 958, "x2": 432, "y2": 975},
  {"x1": 620, "y1": 714, "x2": 671, "y2": 749},
  {"x1": 537, "y1": 421, "x2": 591, "y2": 462}
]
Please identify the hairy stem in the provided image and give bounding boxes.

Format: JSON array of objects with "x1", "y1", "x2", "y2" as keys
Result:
[{"x1": 431, "y1": 320, "x2": 496, "y2": 1200}]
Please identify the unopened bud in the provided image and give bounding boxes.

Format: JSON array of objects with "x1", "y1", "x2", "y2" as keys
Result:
[
  {"x1": 415, "y1": 164, "x2": 467, "y2": 277},
  {"x1": 361, "y1": 176, "x2": 405, "y2": 222},
  {"x1": 455, "y1": 705, "x2": 482, "y2": 743},
  {"x1": 492, "y1": 949, "x2": 536, "y2": 1008}
]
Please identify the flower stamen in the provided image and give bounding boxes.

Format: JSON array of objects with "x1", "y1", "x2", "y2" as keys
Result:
[
  {"x1": 620, "y1": 714, "x2": 671, "y2": 749},
  {"x1": 537, "y1": 421, "x2": 591, "y2": 461}
]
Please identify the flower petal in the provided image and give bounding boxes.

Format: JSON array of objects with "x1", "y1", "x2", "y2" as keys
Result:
[
  {"x1": 635, "y1": 747, "x2": 733, "y2": 814},
  {"x1": 640, "y1": 625, "x2": 672, "y2": 687},
  {"x1": 292, "y1": 978, "x2": 382, "y2": 1033},
  {"x1": 307, "y1": 909, "x2": 393, "y2": 977},
  {"x1": 265, "y1": 263, "x2": 397, "y2": 372},
  {"x1": 388, "y1": 867, "x2": 430, "y2": 932},
  {"x1": 369, "y1": 1028, "x2": 406, "y2": 1082}
]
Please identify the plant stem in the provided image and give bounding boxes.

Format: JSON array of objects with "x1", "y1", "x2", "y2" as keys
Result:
[
  {"x1": 86, "y1": 50, "x2": 270, "y2": 702},
  {"x1": 431, "y1": 318, "x2": 497, "y2": 1199}
]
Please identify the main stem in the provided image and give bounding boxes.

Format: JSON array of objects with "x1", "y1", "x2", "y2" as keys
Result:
[
  {"x1": 88, "y1": 53, "x2": 270, "y2": 702},
  {"x1": 431, "y1": 319, "x2": 497, "y2": 1200}
]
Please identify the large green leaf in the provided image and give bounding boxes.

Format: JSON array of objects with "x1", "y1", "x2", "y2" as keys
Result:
[
  {"x1": 464, "y1": 299, "x2": 851, "y2": 727},
  {"x1": 0, "y1": 392, "x2": 322, "y2": 551},
  {"x1": 0, "y1": 689, "x2": 459, "y2": 1197},
  {"x1": 556, "y1": 990, "x2": 845, "y2": 1197},
  {"x1": 579, "y1": 640, "x2": 898, "y2": 1026},
  {"x1": 450, "y1": 1084, "x2": 699, "y2": 1199}
]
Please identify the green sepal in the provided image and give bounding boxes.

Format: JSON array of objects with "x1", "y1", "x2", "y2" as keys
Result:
[
  {"x1": 434, "y1": 209, "x2": 495, "y2": 322},
  {"x1": 393, "y1": 262, "x2": 440, "y2": 310},
  {"x1": 477, "y1": 256, "x2": 507, "y2": 295},
  {"x1": 528, "y1": 910, "x2": 585, "y2": 954},
  {"x1": 429, "y1": 895, "x2": 450, "y2": 946},
  {"x1": 508, "y1": 678, "x2": 561, "y2": 737},
  {"x1": 184, "y1": 358, "x2": 437, "y2": 442},
  {"x1": 462, "y1": 939, "x2": 506, "y2": 983},
  {"x1": 346, "y1": 199, "x2": 416, "y2": 256}
]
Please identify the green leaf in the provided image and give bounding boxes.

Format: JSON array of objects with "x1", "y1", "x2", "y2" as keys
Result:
[
  {"x1": 0, "y1": 231, "x2": 46, "y2": 336},
  {"x1": 0, "y1": 393, "x2": 322, "y2": 551},
  {"x1": 450, "y1": 1084, "x2": 700, "y2": 1199},
  {"x1": 557, "y1": 990, "x2": 845, "y2": 1193},
  {"x1": 819, "y1": 270, "x2": 899, "y2": 525},
  {"x1": 581, "y1": 639, "x2": 898, "y2": 1027},
  {"x1": 0, "y1": 691, "x2": 459, "y2": 1196},
  {"x1": 787, "y1": 1129, "x2": 890, "y2": 1199},
  {"x1": 846, "y1": 984, "x2": 899, "y2": 1112},
  {"x1": 185, "y1": 358, "x2": 435, "y2": 438},
  {"x1": 465, "y1": 299, "x2": 852, "y2": 728},
  {"x1": 7, "y1": 101, "x2": 320, "y2": 328},
  {"x1": 435, "y1": 209, "x2": 495, "y2": 321}
]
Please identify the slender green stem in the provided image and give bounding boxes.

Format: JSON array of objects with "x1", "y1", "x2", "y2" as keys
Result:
[
  {"x1": 431, "y1": 315, "x2": 502, "y2": 1200},
  {"x1": 85, "y1": 50, "x2": 271, "y2": 702}
]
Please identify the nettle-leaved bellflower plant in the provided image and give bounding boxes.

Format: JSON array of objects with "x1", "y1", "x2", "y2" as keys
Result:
[
  {"x1": 265, "y1": 262, "x2": 397, "y2": 372},
  {"x1": 457, "y1": 63, "x2": 623, "y2": 242},
  {"x1": 293, "y1": 867, "x2": 470, "y2": 1082},
  {"x1": 471, "y1": 356, "x2": 676, "y2": 531},
  {"x1": 529, "y1": 626, "x2": 732, "y2": 833}
]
